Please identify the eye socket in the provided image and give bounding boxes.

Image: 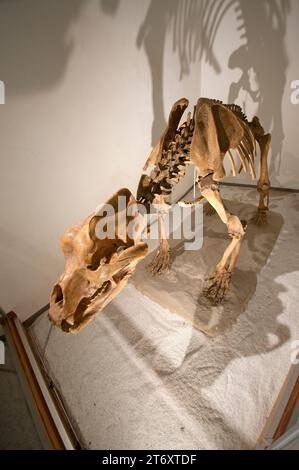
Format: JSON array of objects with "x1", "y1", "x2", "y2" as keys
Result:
[
  {"x1": 86, "y1": 250, "x2": 103, "y2": 271},
  {"x1": 86, "y1": 242, "x2": 129, "y2": 271}
]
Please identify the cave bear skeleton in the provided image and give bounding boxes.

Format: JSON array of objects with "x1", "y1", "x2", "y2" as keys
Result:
[{"x1": 49, "y1": 97, "x2": 271, "y2": 333}]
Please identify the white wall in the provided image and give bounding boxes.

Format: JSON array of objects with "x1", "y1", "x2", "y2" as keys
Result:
[{"x1": 0, "y1": 0, "x2": 298, "y2": 320}]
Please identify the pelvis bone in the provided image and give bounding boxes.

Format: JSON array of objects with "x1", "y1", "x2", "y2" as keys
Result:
[{"x1": 49, "y1": 188, "x2": 148, "y2": 333}]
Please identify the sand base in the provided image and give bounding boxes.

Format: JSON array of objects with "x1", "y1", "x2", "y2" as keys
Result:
[{"x1": 29, "y1": 186, "x2": 299, "y2": 450}]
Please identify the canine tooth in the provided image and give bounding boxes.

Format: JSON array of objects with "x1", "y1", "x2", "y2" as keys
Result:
[{"x1": 67, "y1": 315, "x2": 75, "y2": 325}]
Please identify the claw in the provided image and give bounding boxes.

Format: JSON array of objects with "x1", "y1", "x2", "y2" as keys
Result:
[
  {"x1": 251, "y1": 209, "x2": 268, "y2": 226},
  {"x1": 204, "y1": 268, "x2": 232, "y2": 304},
  {"x1": 147, "y1": 241, "x2": 171, "y2": 275}
]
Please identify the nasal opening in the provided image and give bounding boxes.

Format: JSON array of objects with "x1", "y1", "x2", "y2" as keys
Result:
[{"x1": 52, "y1": 284, "x2": 63, "y2": 304}]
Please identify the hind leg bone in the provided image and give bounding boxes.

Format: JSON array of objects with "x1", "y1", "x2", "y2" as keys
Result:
[
  {"x1": 252, "y1": 133, "x2": 271, "y2": 226},
  {"x1": 200, "y1": 176, "x2": 246, "y2": 303},
  {"x1": 204, "y1": 202, "x2": 216, "y2": 216}
]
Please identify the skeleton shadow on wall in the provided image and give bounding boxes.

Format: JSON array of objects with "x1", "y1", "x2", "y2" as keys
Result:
[
  {"x1": 136, "y1": 0, "x2": 223, "y2": 145},
  {"x1": 134, "y1": 0, "x2": 290, "y2": 183},
  {"x1": 228, "y1": 0, "x2": 290, "y2": 183}
]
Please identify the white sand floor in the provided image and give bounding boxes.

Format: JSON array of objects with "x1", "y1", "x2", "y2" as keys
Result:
[{"x1": 30, "y1": 186, "x2": 299, "y2": 449}]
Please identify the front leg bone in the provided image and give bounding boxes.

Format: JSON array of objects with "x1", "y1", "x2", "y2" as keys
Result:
[
  {"x1": 147, "y1": 196, "x2": 172, "y2": 275},
  {"x1": 200, "y1": 178, "x2": 246, "y2": 303}
]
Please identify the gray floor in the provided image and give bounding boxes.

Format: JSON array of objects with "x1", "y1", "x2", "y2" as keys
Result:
[{"x1": 0, "y1": 337, "x2": 43, "y2": 449}]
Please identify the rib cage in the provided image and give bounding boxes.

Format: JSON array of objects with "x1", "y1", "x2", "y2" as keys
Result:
[
  {"x1": 201, "y1": 98, "x2": 256, "y2": 179},
  {"x1": 138, "y1": 98, "x2": 258, "y2": 205}
]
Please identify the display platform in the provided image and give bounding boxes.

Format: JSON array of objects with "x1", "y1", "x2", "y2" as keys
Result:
[
  {"x1": 132, "y1": 186, "x2": 283, "y2": 336},
  {"x1": 29, "y1": 185, "x2": 299, "y2": 450}
]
